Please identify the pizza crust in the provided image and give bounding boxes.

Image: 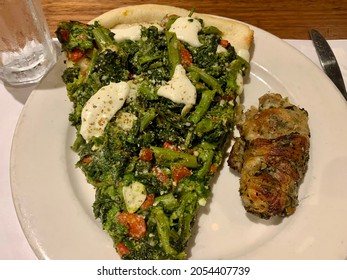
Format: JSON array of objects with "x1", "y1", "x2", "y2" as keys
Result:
[{"x1": 89, "y1": 4, "x2": 254, "y2": 60}]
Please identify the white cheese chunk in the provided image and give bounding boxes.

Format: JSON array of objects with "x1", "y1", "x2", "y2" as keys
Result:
[
  {"x1": 169, "y1": 17, "x2": 202, "y2": 47},
  {"x1": 237, "y1": 48, "x2": 250, "y2": 62},
  {"x1": 216, "y1": 45, "x2": 227, "y2": 53},
  {"x1": 123, "y1": 181, "x2": 147, "y2": 213},
  {"x1": 116, "y1": 112, "x2": 138, "y2": 131},
  {"x1": 111, "y1": 25, "x2": 142, "y2": 42},
  {"x1": 198, "y1": 198, "x2": 207, "y2": 206},
  {"x1": 126, "y1": 80, "x2": 139, "y2": 102},
  {"x1": 141, "y1": 23, "x2": 164, "y2": 32},
  {"x1": 236, "y1": 71, "x2": 244, "y2": 95},
  {"x1": 80, "y1": 82, "x2": 130, "y2": 142},
  {"x1": 157, "y1": 64, "x2": 196, "y2": 113}
]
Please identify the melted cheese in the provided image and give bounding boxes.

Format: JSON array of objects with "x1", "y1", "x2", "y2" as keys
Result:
[
  {"x1": 80, "y1": 82, "x2": 130, "y2": 142},
  {"x1": 116, "y1": 112, "x2": 138, "y2": 131},
  {"x1": 169, "y1": 17, "x2": 202, "y2": 47},
  {"x1": 237, "y1": 49, "x2": 250, "y2": 62},
  {"x1": 111, "y1": 25, "x2": 142, "y2": 42},
  {"x1": 236, "y1": 71, "x2": 244, "y2": 95},
  {"x1": 111, "y1": 23, "x2": 164, "y2": 42},
  {"x1": 157, "y1": 64, "x2": 196, "y2": 112},
  {"x1": 123, "y1": 181, "x2": 147, "y2": 213},
  {"x1": 216, "y1": 45, "x2": 227, "y2": 53}
]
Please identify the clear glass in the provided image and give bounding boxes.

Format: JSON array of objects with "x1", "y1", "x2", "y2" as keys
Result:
[{"x1": 0, "y1": 0, "x2": 56, "y2": 86}]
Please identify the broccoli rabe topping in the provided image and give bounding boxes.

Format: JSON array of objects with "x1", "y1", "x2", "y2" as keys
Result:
[{"x1": 57, "y1": 15, "x2": 249, "y2": 260}]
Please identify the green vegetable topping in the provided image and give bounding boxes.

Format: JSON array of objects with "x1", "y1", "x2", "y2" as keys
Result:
[{"x1": 56, "y1": 13, "x2": 249, "y2": 260}]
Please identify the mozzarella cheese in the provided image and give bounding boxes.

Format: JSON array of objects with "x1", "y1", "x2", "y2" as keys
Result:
[
  {"x1": 123, "y1": 181, "x2": 147, "y2": 213},
  {"x1": 169, "y1": 17, "x2": 202, "y2": 47},
  {"x1": 216, "y1": 45, "x2": 227, "y2": 53},
  {"x1": 111, "y1": 23, "x2": 164, "y2": 42},
  {"x1": 236, "y1": 71, "x2": 244, "y2": 95},
  {"x1": 116, "y1": 111, "x2": 138, "y2": 131},
  {"x1": 237, "y1": 48, "x2": 250, "y2": 62},
  {"x1": 157, "y1": 64, "x2": 196, "y2": 113},
  {"x1": 111, "y1": 25, "x2": 142, "y2": 42},
  {"x1": 80, "y1": 82, "x2": 130, "y2": 142}
]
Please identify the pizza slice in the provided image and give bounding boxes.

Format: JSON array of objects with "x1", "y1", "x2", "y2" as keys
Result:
[{"x1": 56, "y1": 4, "x2": 253, "y2": 259}]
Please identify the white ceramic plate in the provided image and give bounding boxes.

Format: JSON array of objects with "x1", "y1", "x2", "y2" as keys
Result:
[{"x1": 10, "y1": 21, "x2": 347, "y2": 260}]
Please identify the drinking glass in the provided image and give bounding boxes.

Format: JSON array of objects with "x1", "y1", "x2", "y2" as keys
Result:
[{"x1": 0, "y1": 0, "x2": 57, "y2": 86}]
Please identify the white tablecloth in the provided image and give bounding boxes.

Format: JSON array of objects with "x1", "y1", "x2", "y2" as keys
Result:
[{"x1": 1, "y1": 40, "x2": 346, "y2": 260}]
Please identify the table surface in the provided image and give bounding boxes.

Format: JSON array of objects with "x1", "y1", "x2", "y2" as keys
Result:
[{"x1": 41, "y1": 0, "x2": 347, "y2": 40}]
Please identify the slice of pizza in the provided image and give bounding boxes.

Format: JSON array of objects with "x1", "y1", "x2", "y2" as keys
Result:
[{"x1": 56, "y1": 4, "x2": 253, "y2": 259}]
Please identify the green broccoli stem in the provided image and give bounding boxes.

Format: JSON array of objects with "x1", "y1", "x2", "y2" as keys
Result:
[
  {"x1": 92, "y1": 26, "x2": 115, "y2": 51},
  {"x1": 170, "y1": 192, "x2": 198, "y2": 243},
  {"x1": 197, "y1": 142, "x2": 215, "y2": 178},
  {"x1": 150, "y1": 146, "x2": 198, "y2": 168},
  {"x1": 140, "y1": 108, "x2": 157, "y2": 132},
  {"x1": 154, "y1": 193, "x2": 179, "y2": 212},
  {"x1": 201, "y1": 25, "x2": 222, "y2": 36},
  {"x1": 165, "y1": 31, "x2": 181, "y2": 77},
  {"x1": 83, "y1": 48, "x2": 98, "y2": 83},
  {"x1": 152, "y1": 207, "x2": 179, "y2": 257},
  {"x1": 138, "y1": 54, "x2": 162, "y2": 66},
  {"x1": 188, "y1": 8, "x2": 196, "y2": 17},
  {"x1": 180, "y1": 212, "x2": 194, "y2": 244},
  {"x1": 73, "y1": 47, "x2": 98, "y2": 86},
  {"x1": 187, "y1": 65, "x2": 222, "y2": 93},
  {"x1": 189, "y1": 89, "x2": 216, "y2": 124},
  {"x1": 164, "y1": 16, "x2": 179, "y2": 31},
  {"x1": 195, "y1": 118, "x2": 215, "y2": 136},
  {"x1": 197, "y1": 148, "x2": 215, "y2": 178},
  {"x1": 225, "y1": 57, "x2": 249, "y2": 93},
  {"x1": 183, "y1": 129, "x2": 194, "y2": 148}
]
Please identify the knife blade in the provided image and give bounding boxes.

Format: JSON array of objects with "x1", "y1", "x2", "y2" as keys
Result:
[{"x1": 309, "y1": 29, "x2": 347, "y2": 101}]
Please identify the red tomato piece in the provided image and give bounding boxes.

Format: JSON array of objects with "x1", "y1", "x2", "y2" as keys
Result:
[
  {"x1": 60, "y1": 29, "x2": 69, "y2": 42},
  {"x1": 82, "y1": 155, "x2": 93, "y2": 164},
  {"x1": 66, "y1": 49, "x2": 84, "y2": 62},
  {"x1": 140, "y1": 194, "x2": 155, "y2": 210},
  {"x1": 117, "y1": 212, "x2": 146, "y2": 240},
  {"x1": 219, "y1": 39, "x2": 229, "y2": 48},
  {"x1": 139, "y1": 147, "x2": 153, "y2": 161},
  {"x1": 116, "y1": 242, "x2": 130, "y2": 257},
  {"x1": 152, "y1": 165, "x2": 169, "y2": 184},
  {"x1": 172, "y1": 165, "x2": 192, "y2": 183},
  {"x1": 209, "y1": 163, "x2": 218, "y2": 174},
  {"x1": 180, "y1": 47, "x2": 193, "y2": 67},
  {"x1": 163, "y1": 141, "x2": 179, "y2": 151}
]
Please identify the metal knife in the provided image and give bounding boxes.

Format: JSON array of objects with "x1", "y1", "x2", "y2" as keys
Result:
[{"x1": 309, "y1": 29, "x2": 347, "y2": 101}]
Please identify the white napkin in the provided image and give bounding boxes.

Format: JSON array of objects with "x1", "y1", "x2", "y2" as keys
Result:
[
  {"x1": 0, "y1": 84, "x2": 37, "y2": 259},
  {"x1": 1, "y1": 40, "x2": 346, "y2": 260},
  {"x1": 287, "y1": 39, "x2": 347, "y2": 82}
]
